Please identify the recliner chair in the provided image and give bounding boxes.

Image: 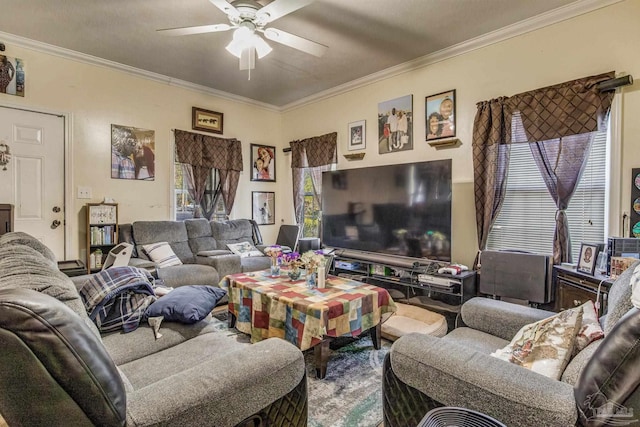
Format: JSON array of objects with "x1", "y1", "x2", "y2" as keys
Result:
[{"x1": 383, "y1": 262, "x2": 640, "y2": 427}]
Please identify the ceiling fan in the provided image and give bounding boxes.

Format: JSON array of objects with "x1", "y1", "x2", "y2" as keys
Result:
[{"x1": 158, "y1": 0, "x2": 328, "y2": 75}]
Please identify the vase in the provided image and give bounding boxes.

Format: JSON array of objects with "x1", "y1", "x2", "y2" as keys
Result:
[
  {"x1": 270, "y1": 258, "x2": 281, "y2": 277},
  {"x1": 287, "y1": 266, "x2": 301, "y2": 281},
  {"x1": 305, "y1": 268, "x2": 317, "y2": 288}
]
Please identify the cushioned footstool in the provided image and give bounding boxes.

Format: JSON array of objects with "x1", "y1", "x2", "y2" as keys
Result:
[{"x1": 381, "y1": 303, "x2": 447, "y2": 341}]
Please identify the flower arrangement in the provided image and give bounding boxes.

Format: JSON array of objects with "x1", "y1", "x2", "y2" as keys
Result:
[
  {"x1": 264, "y1": 245, "x2": 283, "y2": 265},
  {"x1": 281, "y1": 251, "x2": 302, "y2": 267},
  {"x1": 300, "y1": 250, "x2": 325, "y2": 271}
]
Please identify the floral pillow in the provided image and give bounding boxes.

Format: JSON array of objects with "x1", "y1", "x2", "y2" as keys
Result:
[
  {"x1": 574, "y1": 300, "x2": 604, "y2": 354},
  {"x1": 491, "y1": 307, "x2": 583, "y2": 380},
  {"x1": 227, "y1": 242, "x2": 263, "y2": 258}
]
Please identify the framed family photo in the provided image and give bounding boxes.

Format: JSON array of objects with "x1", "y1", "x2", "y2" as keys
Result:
[
  {"x1": 192, "y1": 107, "x2": 223, "y2": 134},
  {"x1": 348, "y1": 120, "x2": 366, "y2": 151},
  {"x1": 250, "y1": 144, "x2": 276, "y2": 182},
  {"x1": 425, "y1": 89, "x2": 456, "y2": 141},
  {"x1": 577, "y1": 242, "x2": 603, "y2": 275},
  {"x1": 111, "y1": 124, "x2": 156, "y2": 180},
  {"x1": 378, "y1": 95, "x2": 413, "y2": 154},
  {"x1": 252, "y1": 191, "x2": 275, "y2": 225}
]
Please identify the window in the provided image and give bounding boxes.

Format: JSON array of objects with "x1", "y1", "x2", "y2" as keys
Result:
[
  {"x1": 486, "y1": 130, "x2": 607, "y2": 261},
  {"x1": 173, "y1": 162, "x2": 226, "y2": 221},
  {"x1": 302, "y1": 169, "x2": 320, "y2": 238}
]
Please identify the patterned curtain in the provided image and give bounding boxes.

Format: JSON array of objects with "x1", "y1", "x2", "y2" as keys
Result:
[
  {"x1": 472, "y1": 72, "x2": 615, "y2": 266},
  {"x1": 529, "y1": 134, "x2": 595, "y2": 264},
  {"x1": 472, "y1": 97, "x2": 511, "y2": 268},
  {"x1": 290, "y1": 132, "x2": 337, "y2": 226},
  {"x1": 174, "y1": 130, "x2": 243, "y2": 218},
  {"x1": 507, "y1": 71, "x2": 614, "y2": 263}
]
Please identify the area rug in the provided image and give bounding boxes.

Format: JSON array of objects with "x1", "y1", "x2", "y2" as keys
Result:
[
  {"x1": 306, "y1": 336, "x2": 391, "y2": 427},
  {"x1": 211, "y1": 311, "x2": 390, "y2": 427}
]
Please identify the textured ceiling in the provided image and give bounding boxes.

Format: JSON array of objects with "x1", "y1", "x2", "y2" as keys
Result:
[{"x1": 0, "y1": 0, "x2": 583, "y2": 107}]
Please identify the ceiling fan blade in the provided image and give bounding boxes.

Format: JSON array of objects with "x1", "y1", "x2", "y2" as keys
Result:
[
  {"x1": 157, "y1": 23, "x2": 232, "y2": 36},
  {"x1": 256, "y1": 0, "x2": 315, "y2": 23},
  {"x1": 208, "y1": 0, "x2": 240, "y2": 18},
  {"x1": 263, "y1": 27, "x2": 327, "y2": 57}
]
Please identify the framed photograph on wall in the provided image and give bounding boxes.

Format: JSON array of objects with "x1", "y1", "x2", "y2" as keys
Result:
[
  {"x1": 192, "y1": 107, "x2": 223, "y2": 134},
  {"x1": 425, "y1": 89, "x2": 456, "y2": 141},
  {"x1": 111, "y1": 124, "x2": 156, "y2": 180},
  {"x1": 252, "y1": 191, "x2": 275, "y2": 225},
  {"x1": 0, "y1": 54, "x2": 24, "y2": 97},
  {"x1": 378, "y1": 95, "x2": 413, "y2": 154},
  {"x1": 348, "y1": 120, "x2": 366, "y2": 151},
  {"x1": 577, "y1": 242, "x2": 603, "y2": 275},
  {"x1": 250, "y1": 144, "x2": 276, "y2": 182}
]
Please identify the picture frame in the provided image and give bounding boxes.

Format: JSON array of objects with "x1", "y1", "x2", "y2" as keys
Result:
[
  {"x1": 0, "y1": 54, "x2": 24, "y2": 97},
  {"x1": 192, "y1": 107, "x2": 223, "y2": 134},
  {"x1": 347, "y1": 120, "x2": 366, "y2": 151},
  {"x1": 111, "y1": 124, "x2": 156, "y2": 180},
  {"x1": 577, "y1": 242, "x2": 603, "y2": 275},
  {"x1": 250, "y1": 144, "x2": 276, "y2": 182},
  {"x1": 378, "y1": 95, "x2": 413, "y2": 154},
  {"x1": 252, "y1": 191, "x2": 275, "y2": 225},
  {"x1": 425, "y1": 89, "x2": 456, "y2": 141},
  {"x1": 88, "y1": 204, "x2": 117, "y2": 224}
]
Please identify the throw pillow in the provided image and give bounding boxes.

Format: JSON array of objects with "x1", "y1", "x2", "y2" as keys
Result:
[
  {"x1": 227, "y1": 242, "x2": 263, "y2": 258},
  {"x1": 144, "y1": 285, "x2": 227, "y2": 324},
  {"x1": 574, "y1": 300, "x2": 604, "y2": 354},
  {"x1": 142, "y1": 242, "x2": 182, "y2": 268},
  {"x1": 491, "y1": 307, "x2": 583, "y2": 380}
]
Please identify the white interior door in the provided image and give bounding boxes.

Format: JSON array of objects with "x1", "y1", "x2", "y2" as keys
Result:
[{"x1": 0, "y1": 107, "x2": 65, "y2": 259}]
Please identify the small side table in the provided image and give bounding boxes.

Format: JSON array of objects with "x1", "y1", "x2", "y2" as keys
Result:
[{"x1": 57, "y1": 260, "x2": 87, "y2": 277}]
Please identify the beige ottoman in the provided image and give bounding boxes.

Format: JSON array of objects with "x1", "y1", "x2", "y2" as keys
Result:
[{"x1": 382, "y1": 303, "x2": 447, "y2": 341}]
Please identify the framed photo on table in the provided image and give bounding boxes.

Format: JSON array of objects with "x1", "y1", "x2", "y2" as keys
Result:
[
  {"x1": 252, "y1": 191, "x2": 275, "y2": 225},
  {"x1": 425, "y1": 89, "x2": 456, "y2": 141},
  {"x1": 250, "y1": 144, "x2": 276, "y2": 182},
  {"x1": 577, "y1": 242, "x2": 603, "y2": 275},
  {"x1": 192, "y1": 107, "x2": 223, "y2": 134}
]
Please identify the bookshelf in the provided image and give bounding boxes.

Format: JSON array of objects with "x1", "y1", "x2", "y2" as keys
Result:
[{"x1": 86, "y1": 203, "x2": 118, "y2": 273}]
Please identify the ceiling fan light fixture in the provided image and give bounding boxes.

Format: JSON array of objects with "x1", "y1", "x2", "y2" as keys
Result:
[{"x1": 253, "y1": 35, "x2": 272, "y2": 58}]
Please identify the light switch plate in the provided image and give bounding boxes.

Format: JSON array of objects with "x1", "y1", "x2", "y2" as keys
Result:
[{"x1": 77, "y1": 186, "x2": 92, "y2": 199}]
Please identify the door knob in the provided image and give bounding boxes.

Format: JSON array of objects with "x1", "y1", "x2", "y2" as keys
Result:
[
  {"x1": 53, "y1": 206, "x2": 61, "y2": 213},
  {"x1": 51, "y1": 220, "x2": 61, "y2": 229}
]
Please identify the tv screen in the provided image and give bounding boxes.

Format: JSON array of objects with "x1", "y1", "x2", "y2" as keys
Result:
[{"x1": 321, "y1": 159, "x2": 451, "y2": 262}]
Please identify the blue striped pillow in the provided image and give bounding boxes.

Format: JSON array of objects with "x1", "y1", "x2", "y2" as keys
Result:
[{"x1": 142, "y1": 242, "x2": 182, "y2": 268}]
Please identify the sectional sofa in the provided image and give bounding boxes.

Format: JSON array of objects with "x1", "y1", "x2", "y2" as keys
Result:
[
  {"x1": 119, "y1": 218, "x2": 273, "y2": 288},
  {"x1": 0, "y1": 231, "x2": 308, "y2": 426}
]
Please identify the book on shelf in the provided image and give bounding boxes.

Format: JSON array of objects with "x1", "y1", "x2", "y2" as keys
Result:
[{"x1": 90, "y1": 225, "x2": 116, "y2": 246}]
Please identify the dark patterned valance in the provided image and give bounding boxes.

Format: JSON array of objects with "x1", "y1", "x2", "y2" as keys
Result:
[
  {"x1": 290, "y1": 132, "x2": 337, "y2": 168},
  {"x1": 508, "y1": 71, "x2": 615, "y2": 143},
  {"x1": 174, "y1": 129, "x2": 243, "y2": 171}
]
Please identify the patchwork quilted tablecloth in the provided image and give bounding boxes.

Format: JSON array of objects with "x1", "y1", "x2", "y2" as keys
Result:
[{"x1": 220, "y1": 270, "x2": 397, "y2": 350}]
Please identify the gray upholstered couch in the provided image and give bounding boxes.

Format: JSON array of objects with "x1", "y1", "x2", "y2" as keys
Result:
[
  {"x1": 119, "y1": 218, "x2": 272, "y2": 288},
  {"x1": 383, "y1": 262, "x2": 640, "y2": 427},
  {"x1": 0, "y1": 232, "x2": 307, "y2": 426}
]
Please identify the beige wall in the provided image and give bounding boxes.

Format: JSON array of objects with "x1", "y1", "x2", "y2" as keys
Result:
[
  {"x1": 0, "y1": 47, "x2": 284, "y2": 259},
  {"x1": 2, "y1": 1, "x2": 639, "y2": 265},
  {"x1": 281, "y1": 0, "x2": 640, "y2": 267}
]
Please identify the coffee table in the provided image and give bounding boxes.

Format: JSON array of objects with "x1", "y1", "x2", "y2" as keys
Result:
[{"x1": 220, "y1": 269, "x2": 397, "y2": 378}]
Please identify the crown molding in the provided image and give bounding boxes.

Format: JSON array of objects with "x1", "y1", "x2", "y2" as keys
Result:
[
  {"x1": 0, "y1": 0, "x2": 622, "y2": 113},
  {"x1": 0, "y1": 31, "x2": 279, "y2": 112},
  {"x1": 280, "y1": 0, "x2": 623, "y2": 112}
]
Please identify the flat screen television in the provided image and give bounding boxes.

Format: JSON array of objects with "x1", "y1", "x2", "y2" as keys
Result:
[{"x1": 321, "y1": 159, "x2": 452, "y2": 262}]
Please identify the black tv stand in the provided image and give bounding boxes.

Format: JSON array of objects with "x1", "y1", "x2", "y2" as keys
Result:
[{"x1": 330, "y1": 249, "x2": 477, "y2": 330}]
